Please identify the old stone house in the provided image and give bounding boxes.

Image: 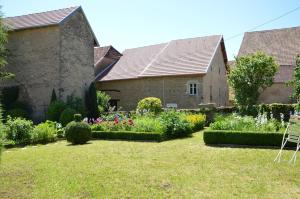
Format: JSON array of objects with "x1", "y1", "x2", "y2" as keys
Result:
[
  {"x1": 0, "y1": 6, "x2": 99, "y2": 121},
  {"x1": 238, "y1": 26, "x2": 300, "y2": 103},
  {"x1": 96, "y1": 35, "x2": 229, "y2": 110}
]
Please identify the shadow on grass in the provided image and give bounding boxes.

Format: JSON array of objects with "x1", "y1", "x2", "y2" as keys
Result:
[
  {"x1": 66, "y1": 142, "x2": 93, "y2": 146},
  {"x1": 205, "y1": 144, "x2": 296, "y2": 150}
]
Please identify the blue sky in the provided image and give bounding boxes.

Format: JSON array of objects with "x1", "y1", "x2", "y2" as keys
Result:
[{"x1": 1, "y1": 0, "x2": 300, "y2": 60}]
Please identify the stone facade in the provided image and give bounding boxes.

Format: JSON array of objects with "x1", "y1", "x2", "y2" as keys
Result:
[
  {"x1": 97, "y1": 44, "x2": 229, "y2": 111},
  {"x1": 0, "y1": 9, "x2": 96, "y2": 121},
  {"x1": 258, "y1": 83, "x2": 294, "y2": 104}
]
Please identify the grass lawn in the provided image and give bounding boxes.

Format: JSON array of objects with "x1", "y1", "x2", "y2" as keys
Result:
[{"x1": 1, "y1": 132, "x2": 300, "y2": 199}]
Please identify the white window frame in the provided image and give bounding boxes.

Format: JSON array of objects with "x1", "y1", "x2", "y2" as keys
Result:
[{"x1": 186, "y1": 80, "x2": 199, "y2": 96}]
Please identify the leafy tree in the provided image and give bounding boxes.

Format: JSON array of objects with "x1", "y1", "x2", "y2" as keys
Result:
[
  {"x1": 228, "y1": 52, "x2": 279, "y2": 112},
  {"x1": 0, "y1": 9, "x2": 13, "y2": 80},
  {"x1": 97, "y1": 91, "x2": 110, "y2": 113},
  {"x1": 290, "y1": 55, "x2": 300, "y2": 101}
]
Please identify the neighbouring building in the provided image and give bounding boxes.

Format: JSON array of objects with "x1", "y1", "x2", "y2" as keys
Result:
[
  {"x1": 0, "y1": 6, "x2": 99, "y2": 121},
  {"x1": 238, "y1": 26, "x2": 300, "y2": 104},
  {"x1": 95, "y1": 35, "x2": 229, "y2": 110}
]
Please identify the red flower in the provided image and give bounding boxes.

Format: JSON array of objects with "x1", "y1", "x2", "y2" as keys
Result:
[
  {"x1": 128, "y1": 119, "x2": 134, "y2": 125},
  {"x1": 114, "y1": 116, "x2": 119, "y2": 124}
]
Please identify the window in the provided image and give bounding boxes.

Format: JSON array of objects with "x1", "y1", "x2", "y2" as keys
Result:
[{"x1": 186, "y1": 80, "x2": 199, "y2": 96}]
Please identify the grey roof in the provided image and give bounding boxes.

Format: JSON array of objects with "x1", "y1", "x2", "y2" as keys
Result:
[
  {"x1": 94, "y1": 45, "x2": 122, "y2": 65},
  {"x1": 100, "y1": 35, "x2": 226, "y2": 81},
  {"x1": 3, "y1": 6, "x2": 99, "y2": 46},
  {"x1": 238, "y1": 26, "x2": 300, "y2": 82}
]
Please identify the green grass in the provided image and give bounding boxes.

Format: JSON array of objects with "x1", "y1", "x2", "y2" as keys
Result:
[{"x1": 0, "y1": 132, "x2": 300, "y2": 198}]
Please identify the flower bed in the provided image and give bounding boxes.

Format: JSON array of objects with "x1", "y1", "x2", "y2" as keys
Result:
[{"x1": 92, "y1": 131, "x2": 162, "y2": 141}]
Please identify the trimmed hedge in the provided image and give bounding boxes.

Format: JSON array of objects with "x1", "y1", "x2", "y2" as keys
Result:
[
  {"x1": 92, "y1": 131, "x2": 162, "y2": 141},
  {"x1": 203, "y1": 130, "x2": 295, "y2": 147}
]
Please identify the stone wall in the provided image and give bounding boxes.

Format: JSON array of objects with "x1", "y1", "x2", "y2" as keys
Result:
[
  {"x1": 203, "y1": 43, "x2": 229, "y2": 106},
  {"x1": 97, "y1": 75, "x2": 205, "y2": 111},
  {"x1": 59, "y1": 9, "x2": 95, "y2": 101},
  {"x1": 0, "y1": 26, "x2": 60, "y2": 121}
]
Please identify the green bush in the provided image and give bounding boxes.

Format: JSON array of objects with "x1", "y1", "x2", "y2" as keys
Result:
[
  {"x1": 137, "y1": 97, "x2": 162, "y2": 115},
  {"x1": 0, "y1": 103, "x2": 4, "y2": 157},
  {"x1": 0, "y1": 86, "x2": 19, "y2": 107},
  {"x1": 32, "y1": 121, "x2": 57, "y2": 144},
  {"x1": 203, "y1": 130, "x2": 294, "y2": 147},
  {"x1": 59, "y1": 108, "x2": 77, "y2": 126},
  {"x1": 47, "y1": 100, "x2": 66, "y2": 122},
  {"x1": 258, "y1": 103, "x2": 294, "y2": 122},
  {"x1": 65, "y1": 121, "x2": 91, "y2": 144},
  {"x1": 133, "y1": 117, "x2": 165, "y2": 133},
  {"x1": 85, "y1": 82, "x2": 99, "y2": 119},
  {"x1": 74, "y1": 114, "x2": 82, "y2": 122},
  {"x1": 186, "y1": 114, "x2": 206, "y2": 131},
  {"x1": 159, "y1": 110, "x2": 192, "y2": 139},
  {"x1": 97, "y1": 91, "x2": 110, "y2": 113},
  {"x1": 92, "y1": 131, "x2": 162, "y2": 141},
  {"x1": 6, "y1": 108, "x2": 29, "y2": 119},
  {"x1": 66, "y1": 94, "x2": 86, "y2": 115},
  {"x1": 4, "y1": 117, "x2": 34, "y2": 145}
]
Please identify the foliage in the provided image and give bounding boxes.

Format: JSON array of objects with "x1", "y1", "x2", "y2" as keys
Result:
[
  {"x1": 0, "y1": 102, "x2": 3, "y2": 156},
  {"x1": 50, "y1": 89, "x2": 57, "y2": 104},
  {"x1": 258, "y1": 103, "x2": 294, "y2": 122},
  {"x1": 0, "y1": 11, "x2": 14, "y2": 80},
  {"x1": 0, "y1": 86, "x2": 19, "y2": 107},
  {"x1": 59, "y1": 108, "x2": 77, "y2": 126},
  {"x1": 74, "y1": 114, "x2": 82, "y2": 122},
  {"x1": 32, "y1": 121, "x2": 57, "y2": 144},
  {"x1": 6, "y1": 108, "x2": 29, "y2": 119},
  {"x1": 228, "y1": 52, "x2": 279, "y2": 112},
  {"x1": 66, "y1": 94, "x2": 85, "y2": 115},
  {"x1": 186, "y1": 114, "x2": 206, "y2": 131},
  {"x1": 137, "y1": 97, "x2": 163, "y2": 115},
  {"x1": 209, "y1": 113, "x2": 284, "y2": 132},
  {"x1": 65, "y1": 121, "x2": 91, "y2": 144},
  {"x1": 97, "y1": 91, "x2": 110, "y2": 113},
  {"x1": 92, "y1": 131, "x2": 162, "y2": 141},
  {"x1": 47, "y1": 100, "x2": 66, "y2": 122},
  {"x1": 289, "y1": 54, "x2": 300, "y2": 102},
  {"x1": 159, "y1": 110, "x2": 192, "y2": 138},
  {"x1": 85, "y1": 82, "x2": 99, "y2": 119},
  {"x1": 132, "y1": 117, "x2": 165, "y2": 133},
  {"x1": 4, "y1": 117, "x2": 34, "y2": 145},
  {"x1": 203, "y1": 130, "x2": 293, "y2": 147}
]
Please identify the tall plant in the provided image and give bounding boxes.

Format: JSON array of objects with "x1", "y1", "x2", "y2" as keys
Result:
[
  {"x1": 228, "y1": 52, "x2": 278, "y2": 113},
  {"x1": 290, "y1": 55, "x2": 300, "y2": 105},
  {"x1": 85, "y1": 82, "x2": 99, "y2": 119}
]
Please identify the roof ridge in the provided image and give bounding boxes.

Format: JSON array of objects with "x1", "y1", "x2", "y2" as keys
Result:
[
  {"x1": 4, "y1": 6, "x2": 79, "y2": 19},
  {"x1": 245, "y1": 26, "x2": 300, "y2": 34}
]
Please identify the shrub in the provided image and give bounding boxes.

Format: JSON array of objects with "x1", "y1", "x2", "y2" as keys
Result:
[
  {"x1": 97, "y1": 91, "x2": 111, "y2": 113},
  {"x1": 203, "y1": 130, "x2": 295, "y2": 147},
  {"x1": 59, "y1": 108, "x2": 77, "y2": 126},
  {"x1": 92, "y1": 131, "x2": 162, "y2": 141},
  {"x1": 66, "y1": 94, "x2": 86, "y2": 115},
  {"x1": 47, "y1": 100, "x2": 66, "y2": 122},
  {"x1": 32, "y1": 121, "x2": 57, "y2": 144},
  {"x1": 4, "y1": 117, "x2": 34, "y2": 145},
  {"x1": 258, "y1": 103, "x2": 294, "y2": 122},
  {"x1": 133, "y1": 117, "x2": 165, "y2": 133},
  {"x1": 6, "y1": 108, "x2": 29, "y2": 119},
  {"x1": 65, "y1": 121, "x2": 92, "y2": 144},
  {"x1": 74, "y1": 114, "x2": 82, "y2": 122},
  {"x1": 0, "y1": 103, "x2": 4, "y2": 156},
  {"x1": 0, "y1": 86, "x2": 19, "y2": 107},
  {"x1": 50, "y1": 89, "x2": 57, "y2": 103},
  {"x1": 159, "y1": 110, "x2": 192, "y2": 139},
  {"x1": 186, "y1": 114, "x2": 206, "y2": 131},
  {"x1": 137, "y1": 97, "x2": 162, "y2": 115},
  {"x1": 85, "y1": 82, "x2": 99, "y2": 119}
]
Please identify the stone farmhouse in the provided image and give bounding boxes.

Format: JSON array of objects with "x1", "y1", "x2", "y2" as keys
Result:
[
  {"x1": 95, "y1": 35, "x2": 229, "y2": 110},
  {"x1": 0, "y1": 6, "x2": 98, "y2": 121},
  {"x1": 238, "y1": 26, "x2": 300, "y2": 103}
]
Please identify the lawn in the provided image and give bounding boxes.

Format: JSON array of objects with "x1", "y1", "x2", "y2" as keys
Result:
[{"x1": 0, "y1": 132, "x2": 299, "y2": 199}]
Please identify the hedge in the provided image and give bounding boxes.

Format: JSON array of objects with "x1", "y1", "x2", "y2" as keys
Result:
[
  {"x1": 203, "y1": 130, "x2": 295, "y2": 147},
  {"x1": 92, "y1": 131, "x2": 162, "y2": 141}
]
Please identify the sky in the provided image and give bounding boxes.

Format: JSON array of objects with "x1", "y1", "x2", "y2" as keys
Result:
[{"x1": 1, "y1": 0, "x2": 300, "y2": 60}]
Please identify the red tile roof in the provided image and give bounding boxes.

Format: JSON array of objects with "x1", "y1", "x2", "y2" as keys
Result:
[
  {"x1": 3, "y1": 6, "x2": 79, "y2": 31},
  {"x1": 100, "y1": 35, "x2": 224, "y2": 81}
]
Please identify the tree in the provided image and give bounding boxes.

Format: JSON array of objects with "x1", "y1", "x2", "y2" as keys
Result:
[
  {"x1": 85, "y1": 82, "x2": 99, "y2": 119},
  {"x1": 97, "y1": 91, "x2": 110, "y2": 113},
  {"x1": 228, "y1": 52, "x2": 279, "y2": 112},
  {"x1": 289, "y1": 54, "x2": 300, "y2": 101},
  {"x1": 0, "y1": 9, "x2": 13, "y2": 80}
]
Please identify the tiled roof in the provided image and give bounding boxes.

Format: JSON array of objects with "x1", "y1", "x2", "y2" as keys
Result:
[
  {"x1": 94, "y1": 46, "x2": 111, "y2": 64},
  {"x1": 239, "y1": 26, "x2": 300, "y2": 66},
  {"x1": 100, "y1": 35, "x2": 224, "y2": 81},
  {"x1": 3, "y1": 6, "x2": 79, "y2": 31},
  {"x1": 238, "y1": 26, "x2": 300, "y2": 82}
]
